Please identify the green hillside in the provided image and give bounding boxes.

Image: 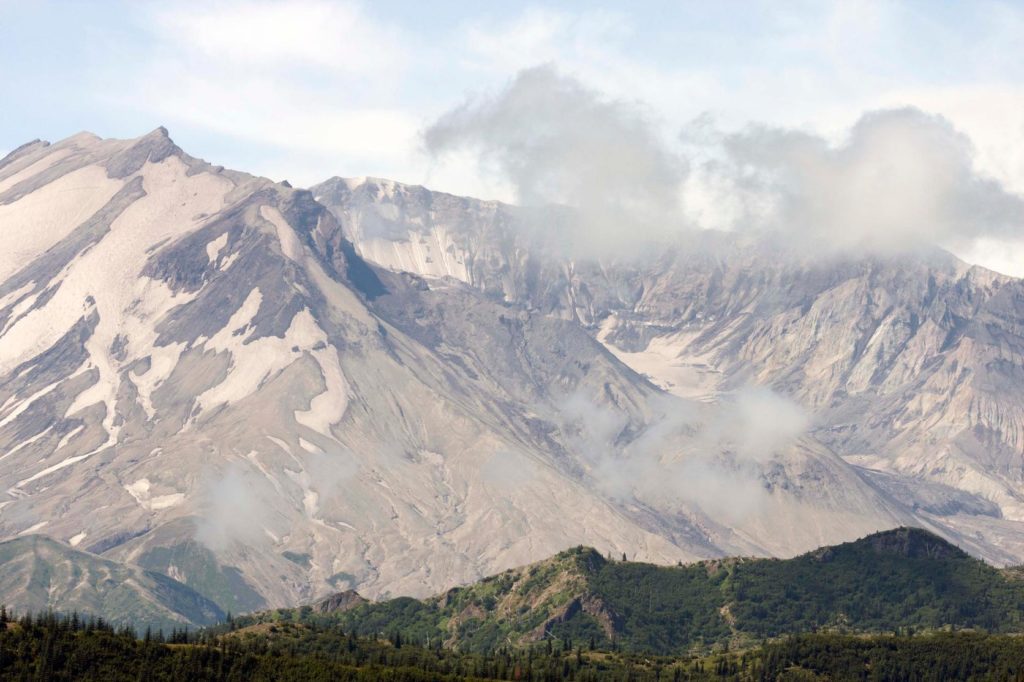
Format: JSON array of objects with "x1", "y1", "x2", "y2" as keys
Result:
[
  {"x1": 238, "y1": 527, "x2": 1024, "y2": 655},
  {"x1": 0, "y1": 535, "x2": 224, "y2": 633}
]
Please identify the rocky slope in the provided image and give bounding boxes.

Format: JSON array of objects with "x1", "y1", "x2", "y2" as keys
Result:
[{"x1": 314, "y1": 176, "x2": 1024, "y2": 564}]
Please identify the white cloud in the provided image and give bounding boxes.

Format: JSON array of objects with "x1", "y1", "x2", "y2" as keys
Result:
[
  {"x1": 869, "y1": 85, "x2": 1024, "y2": 195},
  {"x1": 560, "y1": 386, "x2": 808, "y2": 524},
  {"x1": 454, "y1": 3, "x2": 1024, "y2": 268},
  {"x1": 688, "y1": 107, "x2": 1024, "y2": 258},
  {"x1": 154, "y1": 0, "x2": 406, "y2": 75},
  {"x1": 423, "y1": 59, "x2": 1024, "y2": 268},
  {"x1": 195, "y1": 462, "x2": 273, "y2": 551},
  {"x1": 21, "y1": 0, "x2": 1021, "y2": 270},
  {"x1": 109, "y1": 0, "x2": 420, "y2": 186},
  {"x1": 423, "y1": 65, "x2": 687, "y2": 259}
]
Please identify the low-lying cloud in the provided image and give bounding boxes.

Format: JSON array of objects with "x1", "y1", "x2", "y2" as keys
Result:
[
  {"x1": 195, "y1": 445, "x2": 359, "y2": 552},
  {"x1": 195, "y1": 462, "x2": 272, "y2": 552},
  {"x1": 561, "y1": 386, "x2": 808, "y2": 525}
]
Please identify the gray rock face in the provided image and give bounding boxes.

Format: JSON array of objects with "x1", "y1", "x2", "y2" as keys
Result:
[
  {"x1": 0, "y1": 130, "x2": 1018, "y2": 621},
  {"x1": 312, "y1": 589, "x2": 367, "y2": 614},
  {"x1": 313, "y1": 175, "x2": 1024, "y2": 566}
]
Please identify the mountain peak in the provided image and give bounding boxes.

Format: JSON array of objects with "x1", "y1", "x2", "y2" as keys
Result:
[
  {"x1": 312, "y1": 590, "x2": 367, "y2": 615},
  {"x1": 863, "y1": 526, "x2": 967, "y2": 559},
  {"x1": 134, "y1": 125, "x2": 174, "y2": 147},
  {"x1": 96, "y1": 125, "x2": 182, "y2": 178},
  {"x1": 812, "y1": 527, "x2": 968, "y2": 562}
]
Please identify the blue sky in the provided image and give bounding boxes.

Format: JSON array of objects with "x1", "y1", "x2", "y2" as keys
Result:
[{"x1": 2, "y1": 0, "x2": 1023, "y2": 270}]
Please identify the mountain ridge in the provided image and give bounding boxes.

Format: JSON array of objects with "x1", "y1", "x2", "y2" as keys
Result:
[
  {"x1": 0, "y1": 533, "x2": 224, "y2": 632},
  {"x1": 238, "y1": 526, "x2": 1024, "y2": 655}
]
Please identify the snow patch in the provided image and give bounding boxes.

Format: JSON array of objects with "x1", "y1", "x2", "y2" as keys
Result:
[
  {"x1": 69, "y1": 532, "x2": 87, "y2": 547},
  {"x1": 0, "y1": 377, "x2": 67, "y2": 430},
  {"x1": 56, "y1": 425, "x2": 85, "y2": 451},
  {"x1": 219, "y1": 251, "x2": 240, "y2": 271},
  {"x1": 0, "y1": 155, "x2": 229, "y2": 462},
  {"x1": 150, "y1": 493, "x2": 186, "y2": 510},
  {"x1": 354, "y1": 226, "x2": 470, "y2": 282},
  {"x1": 0, "y1": 281, "x2": 36, "y2": 312},
  {"x1": 0, "y1": 426, "x2": 51, "y2": 462},
  {"x1": 0, "y1": 147, "x2": 73, "y2": 194},
  {"x1": 124, "y1": 477, "x2": 185, "y2": 511},
  {"x1": 197, "y1": 293, "x2": 331, "y2": 413},
  {"x1": 131, "y1": 340, "x2": 187, "y2": 419},
  {"x1": 16, "y1": 453, "x2": 96, "y2": 488},
  {"x1": 18, "y1": 521, "x2": 47, "y2": 535},
  {"x1": 0, "y1": 165, "x2": 123, "y2": 283},
  {"x1": 294, "y1": 345, "x2": 349, "y2": 436},
  {"x1": 266, "y1": 436, "x2": 293, "y2": 455},
  {"x1": 259, "y1": 205, "x2": 304, "y2": 261},
  {"x1": 284, "y1": 467, "x2": 321, "y2": 520},
  {"x1": 205, "y1": 233, "x2": 229, "y2": 263},
  {"x1": 244, "y1": 450, "x2": 286, "y2": 497}
]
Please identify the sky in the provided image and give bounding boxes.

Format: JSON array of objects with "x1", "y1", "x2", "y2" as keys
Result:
[{"x1": 1, "y1": 0, "x2": 1023, "y2": 272}]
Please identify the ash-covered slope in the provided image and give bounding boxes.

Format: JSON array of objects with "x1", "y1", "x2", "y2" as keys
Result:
[
  {"x1": 311, "y1": 180, "x2": 929, "y2": 559},
  {"x1": 0, "y1": 534, "x2": 223, "y2": 632},
  {"x1": 313, "y1": 176, "x2": 1024, "y2": 565}
]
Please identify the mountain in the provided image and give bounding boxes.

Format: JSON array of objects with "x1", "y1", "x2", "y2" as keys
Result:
[
  {"x1": 1, "y1": 128, "x2": 1023, "y2": 621},
  {"x1": 0, "y1": 534, "x2": 222, "y2": 632},
  {"x1": 313, "y1": 175, "x2": 1024, "y2": 564},
  {"x1": 0, "y1": 129, "x2": 797, "y2": 615},
  {"x1": 245, "y1": 527, "x2": 1024, "y2": 655}
]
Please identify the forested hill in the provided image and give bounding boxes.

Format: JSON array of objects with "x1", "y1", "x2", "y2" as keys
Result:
[
  {"x1": 237, "y1": 527, "x2": 1024, "y2": 655},
  {"x1": 8, "y1": 610, "x2": 1024, "y2": 681},
  {"x1": 6, "y1": 527, "x2": 1024, "y2": 679}
]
